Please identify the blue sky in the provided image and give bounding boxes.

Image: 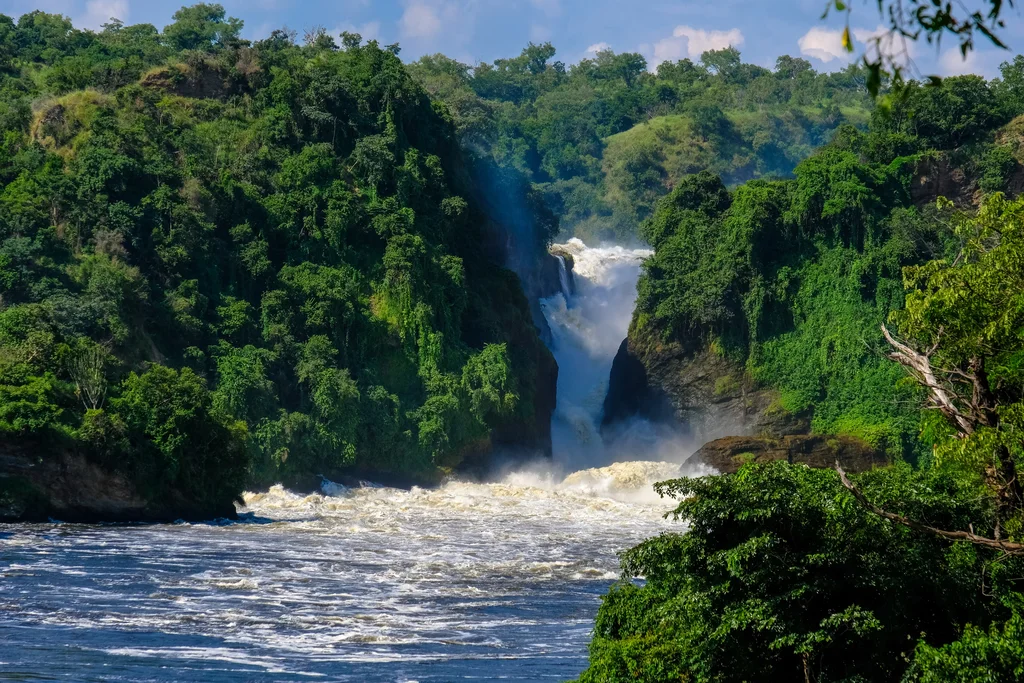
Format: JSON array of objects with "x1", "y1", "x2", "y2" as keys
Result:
[{"x1": 2, "y1": 0, "x2": 1023, "y2": 77}]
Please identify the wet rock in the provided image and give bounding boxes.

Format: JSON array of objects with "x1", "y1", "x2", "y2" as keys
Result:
[
  {"x1": 686, "y1": 434, "x2": 887, "y2": 474},
  {"x1": 0, "y1": 442, "x2": 237, "y2": 523},
  {"x1": 603, "y1": 329, "x2": 807, "y2": 442},
  {"x1": 602, "y1": 338, "x2": 674, "y2": 428}
]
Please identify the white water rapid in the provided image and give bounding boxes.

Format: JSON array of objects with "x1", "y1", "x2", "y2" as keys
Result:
[
  {"x1": 0, "y1": 239, "x2": 711, "y2": 682},
  {"x1": 1, "y1": 463, "x2": 684, "y2": 681}
]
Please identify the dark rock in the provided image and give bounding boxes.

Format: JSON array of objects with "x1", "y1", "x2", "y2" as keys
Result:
[
  {"x1": 909, "y1": 154, "x2": 978, "y2": 208},
  {"x1": 0, "y1": 442, "x2": 237, "y2": 523},
  {"x1": 140, "y1": 60, "x2": 239, "y2": 100},
  {"x1": 605, "y1": 328, "x2": 808, "y2": 442},
  {"x1": 687, "y1": 434, "x2": 888, "y2": 474},
  {"x1": 602, "y1": 337, "x2": 675, "y2": 428}
]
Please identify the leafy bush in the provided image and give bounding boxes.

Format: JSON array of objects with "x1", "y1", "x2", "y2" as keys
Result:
[{"x1": 580, "y1": 463, "x2": 1020, "y2": 683}]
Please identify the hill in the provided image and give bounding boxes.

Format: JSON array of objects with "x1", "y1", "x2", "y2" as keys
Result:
[{"x1": 0, "y1": 9, "x2": 556, "y2": 520}]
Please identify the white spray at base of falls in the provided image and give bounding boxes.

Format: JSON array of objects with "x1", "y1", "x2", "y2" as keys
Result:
[
  {"x1": 540, "y1": 238, "x2": 702, "y2": 473},
  {"x1": 0, "y1": 240, "x2": 719, "y2": 683}
]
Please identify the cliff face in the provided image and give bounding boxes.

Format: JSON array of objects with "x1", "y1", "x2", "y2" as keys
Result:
[
  {"x1": 688, "y1": 434, "x2": 887, "y2": 474},
  {"x1": 0, "y1": 442, "x2": 237, "y2": 523},
  {"x1": 600, "y1": 322, "x2": 889, "y2": 474},
  {"x1": 603, "y1": 328, "x2": 808, "y2": 443}
]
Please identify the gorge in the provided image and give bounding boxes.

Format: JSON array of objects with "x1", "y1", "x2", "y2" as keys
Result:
[
  {"x1": 1, "y1": 235, "x2": 702, "y2": 682},
  {"x1": 4, "y1": 5, "x2": 1024, "y2": 681}
]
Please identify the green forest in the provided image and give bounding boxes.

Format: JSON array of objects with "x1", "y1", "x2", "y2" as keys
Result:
[
  {"x1": 3, "y1": 3, "x2": 1024, "y2": 680},
  {"x1": 410, "y1": 42, "x2": 873, "y2": 241},
  {"x1": 0, "y1": 6, "x2": 561, "y2": 513},
  {"x1": 581, "y1": 61, "x2": 1024, "y2": 683}
]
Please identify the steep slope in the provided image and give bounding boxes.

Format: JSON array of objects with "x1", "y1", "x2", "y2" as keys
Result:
[
  {"x1": 603, "y1": 75, "x2": 1024, "y2": 466},
  {"x1": 0, "y1": 14, "x2": 556, "y2": 520}
]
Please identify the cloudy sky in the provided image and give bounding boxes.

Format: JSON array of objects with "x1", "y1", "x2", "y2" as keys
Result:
[{"x1": 3, "y1": 0, "x2": 1023, "y2": 77}]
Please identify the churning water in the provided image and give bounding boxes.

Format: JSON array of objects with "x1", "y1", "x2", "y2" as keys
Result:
[
  {"x1": 0, "y1": 464, "x2": 680, "y2": 681},
  {"x1": 541, "y1": 239, "x2": 694, "y2": 471},
  {"x1": 0, "y1": 240, "x2": 704, "y2": 682}
]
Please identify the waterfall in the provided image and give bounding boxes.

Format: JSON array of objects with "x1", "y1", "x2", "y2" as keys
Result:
[
  {"x1": 538, "y1": 240, "x2": 648, "y2": 469},
  {"x1": 555, "y1": 254, "x2": 573, "y2": 300}
]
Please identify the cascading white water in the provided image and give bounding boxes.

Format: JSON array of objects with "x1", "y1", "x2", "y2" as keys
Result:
[
  {"x1": 0, "y1": 239, "x2": 712, "y2": 683},
  {"x1": 540, "y1": 238, "x2": 698, "y2": 472},
  {"x1": 554, "y1": 254, "x2": 573, "y2": 299}
]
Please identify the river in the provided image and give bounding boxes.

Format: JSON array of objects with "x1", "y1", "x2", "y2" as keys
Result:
[{"x1": 0, "y1": 240, "x2": 701, "y2": 682}]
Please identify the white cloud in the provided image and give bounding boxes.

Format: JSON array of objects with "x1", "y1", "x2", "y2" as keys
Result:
[
  {"x1": 651, "y1": 25, "x2": 744, "y2": 66},
  {"x1": 400, "y1": 2, "x2": 442, "y2": 39},
  {"x1": 797, "y1": 27, "x2": 849, "y2": 63},
  {"x1": 938, "y1": 46, "x2": 1002, "y2": 78},
  {"x1": 853, "y1": 24, "x2": 920, "y2": 68},
  {"x1": 361, "y1": 21, "x2": 382, "y2": 41},
  {"x1": 796, "y1": 24, "x2": 930, "y2": 70},
  {"x1": 529, "y1": 0, "x2": 561, "y2": 17},
  {"x1": 586, "y1": 41, "x2": 611, "y2": 54},
  {"x1": 334, "y1": 20, "x2": 381, "y2": 42},
  {"x1": 77, "y1": 0, "x2": 129, "y2": 30}
]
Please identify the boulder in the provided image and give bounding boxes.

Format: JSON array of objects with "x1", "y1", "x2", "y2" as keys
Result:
[
  {"x1": 0, "y1": 443, "x2": 237, "y2": 523},
  {"x1": 687, "y1": 434, "x2": 887, "y2": 474}
]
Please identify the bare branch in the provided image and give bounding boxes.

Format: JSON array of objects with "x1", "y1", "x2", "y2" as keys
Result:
[
  {"x1": 881, "y1": 323, "x2": 975, "y2": 435},
  {"x1": 835, "y1": 461, "x2": 1024, "y2": 555}
]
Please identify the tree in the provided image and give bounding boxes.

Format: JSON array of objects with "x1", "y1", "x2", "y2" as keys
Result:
[
  {"x1": 68, "y1": 342, "x2": 109, "y2": 410},
  {"x1": 579, "y1": 463, "x2": 1016, "y2": 683},
  {"x1": 875, "y1": 194, "x2": 1024, "y2": 535},
  {"x1": 162, "y1": 3, "x2": 243, "y2": 52},
  {"x1": 700, "y1": 47, "x2": 742, "y2": 81},
  {"x1": 995, "y1": 54, "x2": 1024, "y2": 116},
  {"x1": 111, "y1": 366, "x2": 247, "y2": 504}
]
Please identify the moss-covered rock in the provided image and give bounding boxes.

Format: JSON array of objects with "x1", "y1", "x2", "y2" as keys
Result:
[{"x1": 687, "y1": 433, "x2": 887, "y2": 474}]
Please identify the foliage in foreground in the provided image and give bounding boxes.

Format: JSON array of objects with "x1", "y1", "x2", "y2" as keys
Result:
[
  {"x1": 579, "y1": 463, "x2": 1023, "y2": 683},
  {"x1": 583, "y1": 190, "x2": 1024, "y2": 683}
]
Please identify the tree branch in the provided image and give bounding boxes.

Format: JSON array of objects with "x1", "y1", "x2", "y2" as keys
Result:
[
  {"x1": 880, "y1": 323, "x2": 976, "y2": 435},
  {"x1": 835, "y1": 461, "x2": 1024, "y2": 555}
]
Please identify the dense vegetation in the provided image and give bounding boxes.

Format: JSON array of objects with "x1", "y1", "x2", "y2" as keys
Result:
[
  {"x1": 631, "y1": 70, "x2": 1024, "y2": 460},
  {"x1": 580, "y1": 73, "x2": 1024, "y2": 681},
  {"x1": 410, "y1": 44, "x2": 875, "y2": 241},
  {"x1": 0, "y1": 6, "x2": 558, "y2": 509},
  {"x1": 5, "y1": 4, "x2": 1024, "y2": 679}
]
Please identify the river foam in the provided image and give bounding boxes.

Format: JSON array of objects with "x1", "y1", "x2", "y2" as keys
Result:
[
  {"x1": 1, "y1": 460, "x2": 689, "y2": 681},
  {"x1": 0, "y1": 238, "x2": 710, "y2": 682}
]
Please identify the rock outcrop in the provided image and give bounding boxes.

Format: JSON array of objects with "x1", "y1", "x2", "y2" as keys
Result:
[
  {"x1": 140, "y1": 59, "x2": 241, "y2": 100},
  {"x1": 603, "y1": 329, "x2": 807, "y2": 442},
  {"x1": 0, "y1": 443, "x2": 237, "y2": 523},
  {"x1": 909, "y1": 154, "x2": 977, "y2": 208},
  {"x1": 686, "y1": 434, "x2": 887, "y2": 474}
]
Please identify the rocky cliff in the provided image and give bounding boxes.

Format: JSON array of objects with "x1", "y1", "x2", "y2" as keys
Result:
[
  {"x1": 600, "y1": 321, "x2": 890, "y2": 473},
  {"x1": 0, "y1": 442, "x2": 237, "y2": 523},
  {"x1": 686, "y1": 434, "x2": 887, "y2": 474},
  {"x1": 603, "y1": 327, "x2": 808, "y2": 442}
]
